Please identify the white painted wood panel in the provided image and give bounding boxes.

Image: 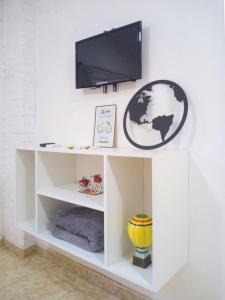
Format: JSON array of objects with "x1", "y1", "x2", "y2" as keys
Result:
[
  {"x1": 143, "y1": 158, "x2": 152, "y2": 217},
  {"x1": 108, "y1": 258, "x2": 153, "y2": 291},
  {"x1": 37, "y1": 184, "x2": 104, "y2": 212},
  {"x1": 16, "y1": 150, "x2": 35, "y2": 224},
  {"x1": 17, "y1": 145, "x2": 184, "y2": 159},
  {"x1": 152, "y1": 151, "x2": 188, "y2": 291}
]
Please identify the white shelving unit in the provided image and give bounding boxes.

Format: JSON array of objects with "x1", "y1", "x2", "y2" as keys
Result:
[{"x1": 16, "y1": 146, "x2": 188, "y2": 294}]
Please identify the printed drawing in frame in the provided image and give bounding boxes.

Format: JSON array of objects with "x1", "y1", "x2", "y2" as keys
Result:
[{"x1": 93, "y1": 105, "x2": 116, "y2": 148}]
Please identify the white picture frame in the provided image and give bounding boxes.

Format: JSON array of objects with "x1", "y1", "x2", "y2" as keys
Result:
[{"x1": 93, "y1": 105, "x2": 116, "y2": 148}]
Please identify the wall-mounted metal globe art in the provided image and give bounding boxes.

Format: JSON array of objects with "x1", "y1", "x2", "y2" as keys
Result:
[{"x1": 123, "y1": 80, "x2": 188, "y2": 150}]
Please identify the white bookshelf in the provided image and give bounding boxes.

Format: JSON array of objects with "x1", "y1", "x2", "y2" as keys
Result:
[{"x1": 16, "y1": 146, "x2": 188, "y2": 294}]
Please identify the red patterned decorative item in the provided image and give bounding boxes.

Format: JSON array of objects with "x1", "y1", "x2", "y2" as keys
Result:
[
  {"x1": 78, "y1": 177, "x2": 90, "y2": 192},
  {"x1": 78, "y1": 175, "x2": 103, "y2": 195},
  {"x1": 93, "y1": 174, "x2": 102, "y2": 183}
]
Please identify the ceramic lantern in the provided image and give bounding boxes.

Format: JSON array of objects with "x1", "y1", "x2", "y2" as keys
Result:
[{"x1": 128, "y1": 214, "x2": 152, "y2": 268}]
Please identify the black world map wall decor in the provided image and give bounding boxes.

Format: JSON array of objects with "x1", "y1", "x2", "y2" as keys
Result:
[{"x1": 123, "y1": 80, "x2": 188, "y2": 150}]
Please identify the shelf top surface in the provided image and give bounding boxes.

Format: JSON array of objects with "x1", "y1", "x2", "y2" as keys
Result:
[
  {"x1": 38, "y1": 184, "x2": 104, "y2": 212},
  {"x1": 16, "y1": 145, "x2": 187, "y2": 158}
]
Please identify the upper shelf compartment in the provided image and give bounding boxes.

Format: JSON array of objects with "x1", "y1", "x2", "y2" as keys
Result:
[{"x1": 36, "y1": 152, "x2": 104, "y2": 211}]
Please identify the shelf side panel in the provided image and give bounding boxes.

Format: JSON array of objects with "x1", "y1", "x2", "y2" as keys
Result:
[
  {"x1": 16, "y1": 150, "x2": 36, "y2": 224},
  {"x1": 152, "y1": 151, "x2": 188, "y2": 291},
  {"x1": 105, "y1": 156, "x2": 144, "y2": 265},
  {"x1": 144, "y1": 158, "x2": 152, "y2": 216},
  {"x1": 37, "y1": 184, "x2": 104, "y2": 212}
]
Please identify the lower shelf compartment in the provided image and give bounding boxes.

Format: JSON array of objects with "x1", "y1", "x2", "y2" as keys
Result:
[
  {"x1": 108, "y1": 257, "x2": 153, "y2": 291},
  {"x1": 39, "y1": 230, "x2": 105, "y2": 267},
  {"x1": 19, "y1": 220, "x2": 104, "y2": 268},
  {"x1": 19, "y1": 220, "x2": 153, "y2": 292}
]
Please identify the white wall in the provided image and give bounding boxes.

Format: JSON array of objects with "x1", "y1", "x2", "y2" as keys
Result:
[{"x1": 35, "y1": 1, "x2": 225, "y2": 300}]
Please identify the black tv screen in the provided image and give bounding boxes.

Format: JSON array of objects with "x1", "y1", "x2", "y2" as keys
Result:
[{"x1": 76, "y1": 21, "x2": 142, "y2": 89}]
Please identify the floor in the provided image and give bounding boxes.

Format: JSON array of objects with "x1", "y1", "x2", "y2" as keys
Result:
[{"x1": 0, "y1": 246, "x2": 119, "y2": 300}]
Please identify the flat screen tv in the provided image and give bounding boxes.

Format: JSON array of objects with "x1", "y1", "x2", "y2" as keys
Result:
[{"x1": 75, "y1": 21, "x2": 142, "y2": 90}]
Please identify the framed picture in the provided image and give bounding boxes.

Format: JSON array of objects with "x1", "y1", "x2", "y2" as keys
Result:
[{"x1": 93, "y1": 105, "x2": 116, "y2": 148}]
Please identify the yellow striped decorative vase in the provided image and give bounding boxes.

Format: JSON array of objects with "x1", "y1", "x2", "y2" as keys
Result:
[{"x1": 128, "y1": 214, "x2": 152, "y2": 268}]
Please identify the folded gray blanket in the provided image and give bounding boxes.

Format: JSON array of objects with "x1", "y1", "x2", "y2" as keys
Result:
[
  {"x1": 52, "y1": 207, "x2": 104, "y2": 252},
  {"x1": 52, "y1": 225, "x2": 103, "y2": 252}
]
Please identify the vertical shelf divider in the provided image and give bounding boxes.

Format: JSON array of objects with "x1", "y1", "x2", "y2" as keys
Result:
[
  {"x1": 104, "y1": 154, "x2": 108, "y2": 266},
  {"x1": 152, "y1": 151, "x2": 188, "y2": 290},
  {"x1": 35, "y1": 150, "x2": 38, "y2": 233}
]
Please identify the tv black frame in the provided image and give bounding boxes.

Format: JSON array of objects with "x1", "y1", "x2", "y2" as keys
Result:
[{"x1": 75, "y1": 21, "x2": 142, "y2": 90}]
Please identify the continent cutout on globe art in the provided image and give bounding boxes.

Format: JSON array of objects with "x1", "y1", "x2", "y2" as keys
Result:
[{"x1": 123, "y1": 80, "x2": 188, "y2": 150}]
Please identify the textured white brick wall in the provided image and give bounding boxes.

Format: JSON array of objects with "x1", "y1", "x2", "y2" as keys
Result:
[{"x1": 0, "y1": 0, "x2": 36, "y2": 248}]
